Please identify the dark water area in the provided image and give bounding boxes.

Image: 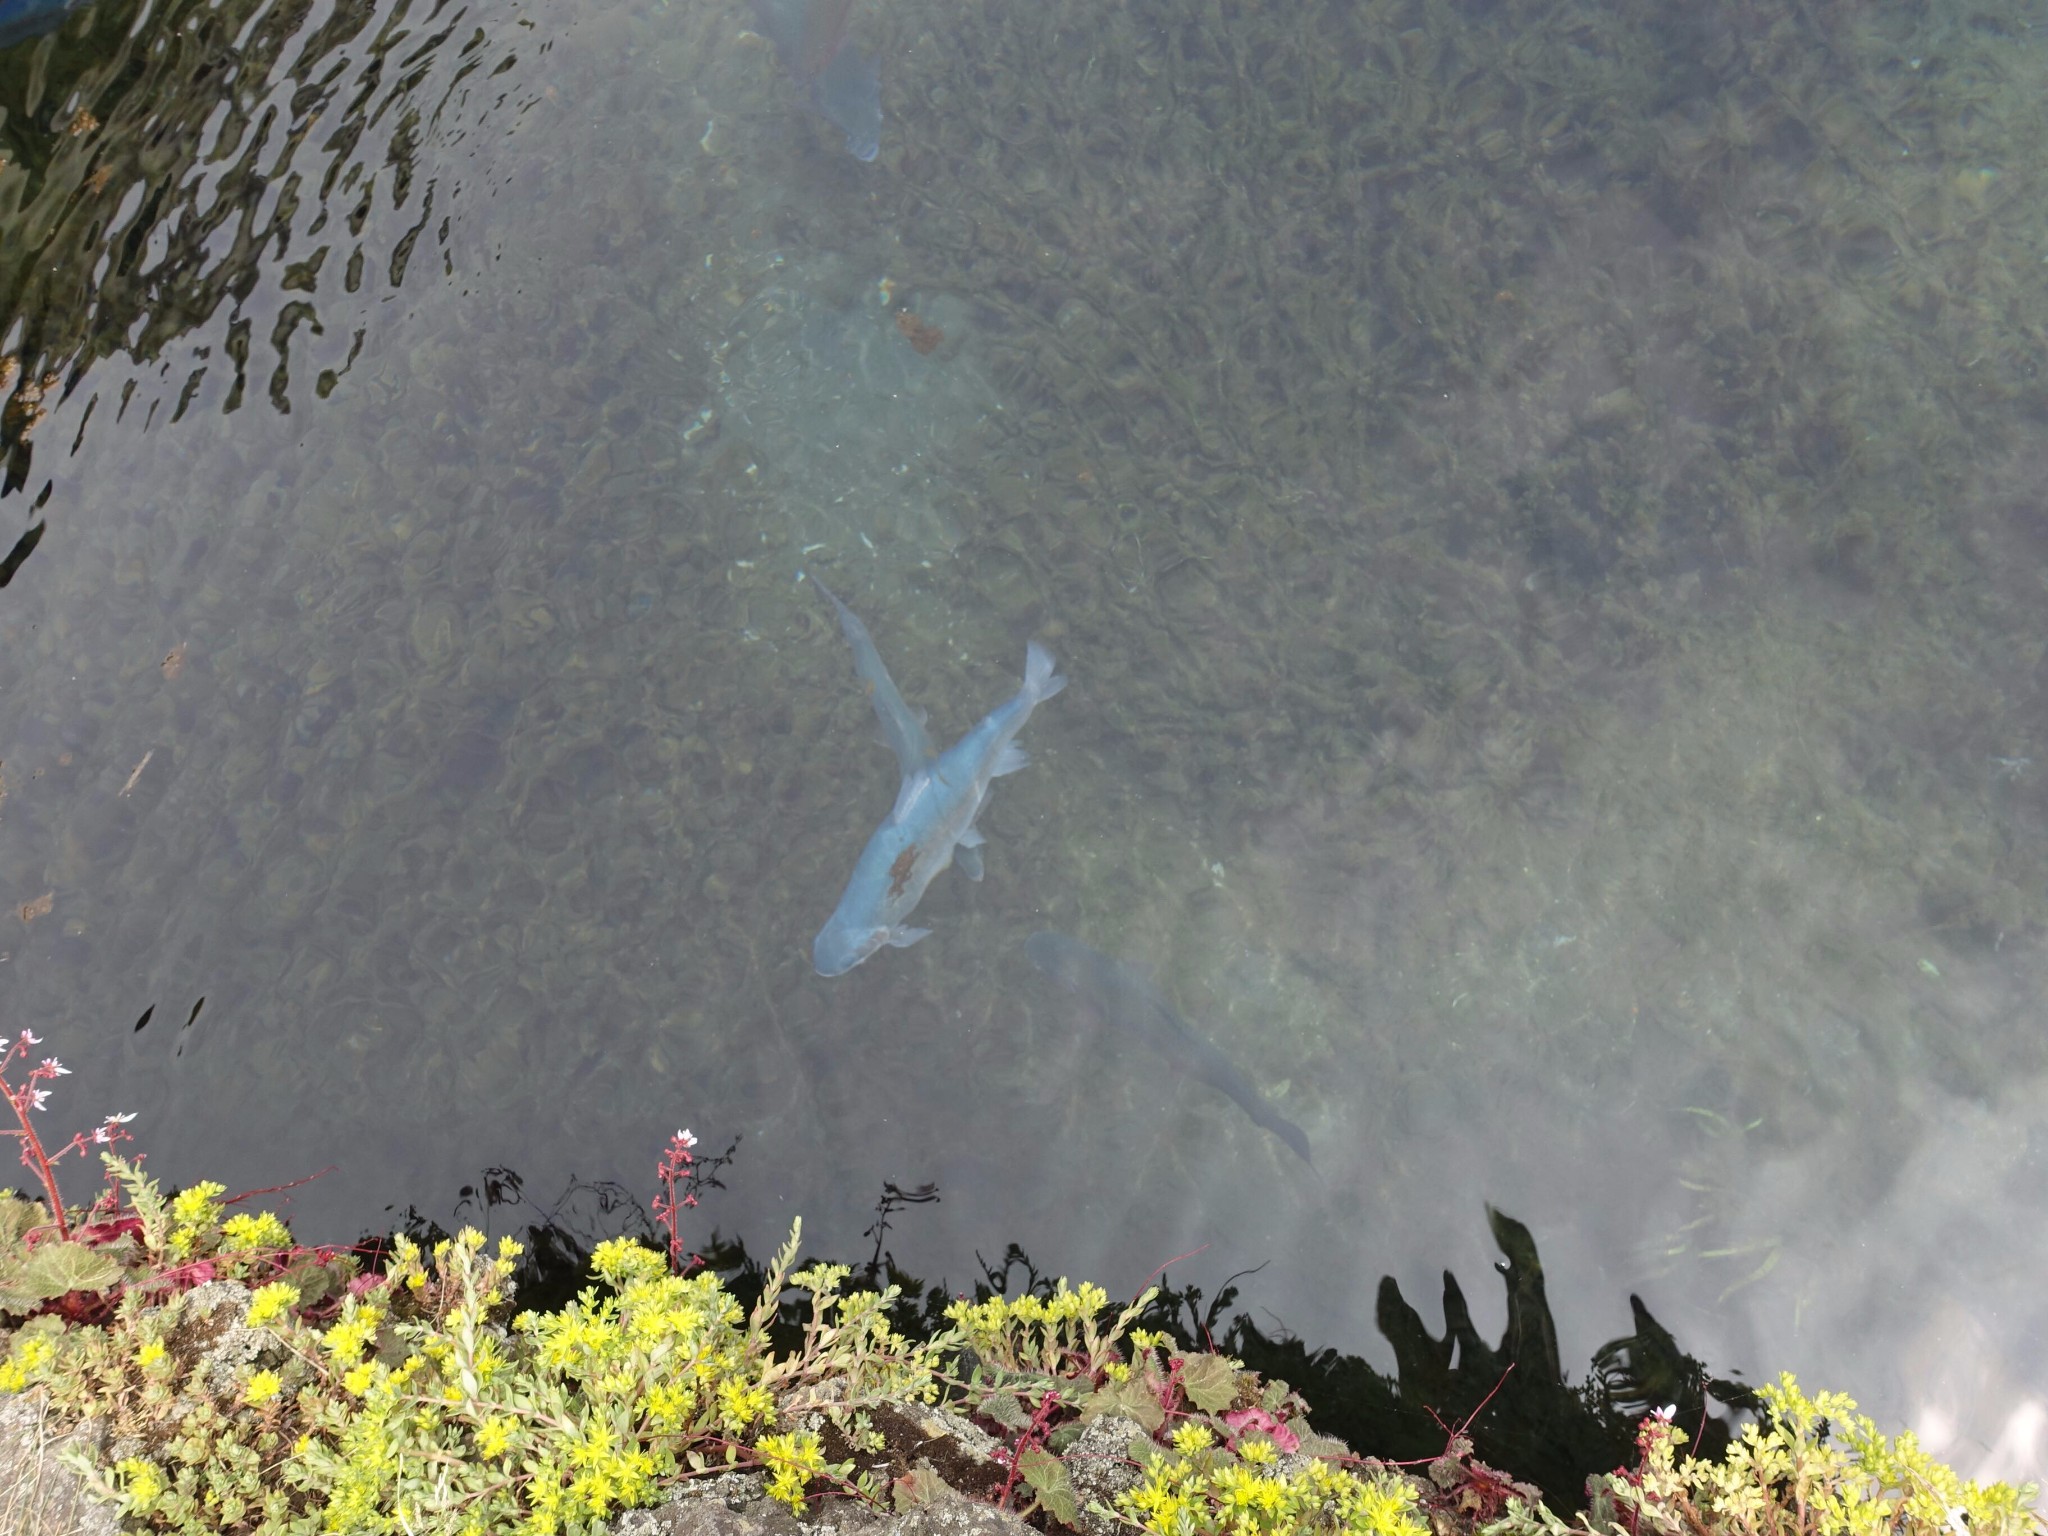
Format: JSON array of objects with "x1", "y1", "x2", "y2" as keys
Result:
[{"x1": 3, "y1": 0, "x2": 2047, "y2": 1495}]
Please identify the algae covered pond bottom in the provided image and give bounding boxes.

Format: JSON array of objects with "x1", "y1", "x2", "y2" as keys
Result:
[{"x1": 1, "y1": 0, "x2": 2046, "y2": 1495}]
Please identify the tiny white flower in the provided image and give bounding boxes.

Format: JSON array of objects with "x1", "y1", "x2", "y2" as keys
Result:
[
  {"x1": 17, "y1": 1029, "x2": 40, "y2": 1047},
  {"x1": 107, "y1": 1112, "x2": 137, "y2": 1123},
  {"x1": 677, "y1": 1128, "x2": 698, "y2": 1148},
  {"x1": 29, "y1": 1089, "x2": 50, "y2": 1112},
  {"x1": 39, "y1": 1058, "x2": 68, "y2": 1076}
]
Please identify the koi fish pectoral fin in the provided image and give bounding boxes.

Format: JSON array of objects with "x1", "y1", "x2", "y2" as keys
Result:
[
  {"x1": 990, "y1": 743, "x2": 1029, "y2": 777},
  {"x1": 955, "y1": 844, "x2": 985, "y2": 882},
  {"x1": 887, "y1": 926, "x2": 932, "y2": 950}
]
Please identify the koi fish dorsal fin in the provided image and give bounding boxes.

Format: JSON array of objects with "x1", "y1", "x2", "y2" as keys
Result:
[{"x1": 889, "y1": 769, "x2": 934, "y2": 823}]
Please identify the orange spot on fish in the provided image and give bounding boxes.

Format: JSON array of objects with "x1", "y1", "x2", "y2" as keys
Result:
[{"x1": 887, "y1": 846, "x2": 918, "y2": 899}]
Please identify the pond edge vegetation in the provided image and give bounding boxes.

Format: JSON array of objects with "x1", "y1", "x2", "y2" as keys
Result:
[{"x1": 0, "y1": 1037, "x2": 2038, "y2": 1536}]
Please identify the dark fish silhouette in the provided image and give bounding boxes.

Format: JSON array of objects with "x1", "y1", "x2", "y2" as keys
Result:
[
  {"x1": 1025, "y1": 932, "x2": 1313, "y2": 1165},
  {"x1": 749, "y1": 0, "x2": 881, "y2": 161}
]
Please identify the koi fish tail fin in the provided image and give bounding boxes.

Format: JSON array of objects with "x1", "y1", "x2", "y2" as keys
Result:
[{"x1": 1023, "y1": 641, "x2": 1067, "y2": 704}]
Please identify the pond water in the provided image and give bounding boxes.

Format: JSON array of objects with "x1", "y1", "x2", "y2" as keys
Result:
[{"x1": 3, "y1": 0, "x2": 2046, "y2": 1493}]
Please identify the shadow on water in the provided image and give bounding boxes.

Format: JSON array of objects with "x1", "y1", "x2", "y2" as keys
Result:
[
  {"x1": 0, "y1": 0, "x2": 523, "y2": 568},
  {"x1": 370, "y1": 1155, "x2": 1754, "y2": 1513}
]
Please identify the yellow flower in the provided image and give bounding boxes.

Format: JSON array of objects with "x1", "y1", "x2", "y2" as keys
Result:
[
  {"x1": 717, "y1": 1376, "x2": 775, "y2": 1431},
  {"x1": 591, "y1": 1235, "x2": 665, "y2": 1287},
  {"x1": 1237, "y1": 1436, "x2": 1278, "y2": 1465},
  {"x1": 645, "y1": 1381, "x2": 695, "y2": 1431},
  {"x1": 475, "y1": 1415, "x2": 514, "y2": 1458},
  {"x1": 756, "y1": 1431, "x2": 828, "y2": 1513},
  {"x1": 134, "y1": 1337, "x2": 167, "y2": 1369},
  {"x1": 243, "y1": 1369, "x2": 283, "y2": 1405},
  {"x1": 342, "y1": 1361, "x2": 377, "y2": 1396},
  {"x1": 2, "y1": 1333, "x2": 56, "y2": 1391},
  {"x1": 245, "y1": 1281, "x2": 301, "y2": 1328},
  {"x1": 321, "y1": 1304, "x2": 384, "y2": 1361},
  {"x1": 568, "y1": 1422, "x2": 616, "y2": 1470},
  {"x1": 169, "y1": 1181, "x2": 226, "y2": 1227},
  {"x1": 1172, "y1": 1422, "x2": 1216, "y2": 1455},
  {"x1": 115, "y1": 1457, "x2": 165, "y2": 1512},
  {"x1": 220, "y1": 1210, "x2": 292, "y2": 1252}
]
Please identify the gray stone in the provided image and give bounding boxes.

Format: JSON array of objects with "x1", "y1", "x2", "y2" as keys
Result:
[
  {"x1": 1059, "y1": 1414, "x2": 1147, "y2": 1535},
  {"x1": 180, "y1": 1280, "x2": 289, "y2": 1396},
  {"x1": 0, "y1": 1392, "x2": 119, "y2": 1536}
]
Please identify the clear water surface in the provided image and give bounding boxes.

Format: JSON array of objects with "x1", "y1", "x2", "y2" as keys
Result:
[{"x1": 2, "y1": 0, "x2": 2045, "y2": 1489}]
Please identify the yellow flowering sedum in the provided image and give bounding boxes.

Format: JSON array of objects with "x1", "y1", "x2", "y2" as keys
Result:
[
  {"x1": 0, "y1": 1331, "x2": 53, "y2": 1394},
  {"x1": 9, "y1": 1161, "x2": 2031, "y2": 1536},
  {"x1": 755, "y1": 1429, "x2": 840, "y2": 1513},
  {"x1": 219, "y1": 1210, "x2": 292, "y2": 1252},
  {"x1": 944, "y1": 1276, "x2": 1141, "y2": 1376},
  {"x1": 113, "y1": 1457, "x2": 166, "y2": 1513},
  {"x1": 1528, "y1": 1374, "x2": 2043, "y2": 1536},
  {"x1": 1489, "y1": 1374, "x2": 2040, "y2": 1536},
  {"x1": 243, "y1": 1369, "x2": 283, "y2": 1406},
  {"x1": 279, "y1": 1223, "x2": 843, "y2": 1533},
  {"x1": 243, "y1": 1280, "x2": 301, "y2": 1329},
  {"x1": 165, "y1": 1181, "x2": 226, "y2": 1260},
  {"x1": 1122, "y1": 1447, "x2": 1430, "y2": 1536}
]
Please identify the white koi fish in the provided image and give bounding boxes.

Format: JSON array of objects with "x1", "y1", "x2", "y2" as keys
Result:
[{"x1": 810, "y1": 578, "x2": 1065, "y2": 976}]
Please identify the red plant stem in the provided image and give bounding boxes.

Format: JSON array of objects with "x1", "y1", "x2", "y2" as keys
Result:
[
  {"x1": 993, "y1": 1389, "x2": 1063, "y2": 1511},
  {"x1": 1453, "y1": 1362, "x2": 1515, "y2": 1440},
  {"x1": 221, "y1": 1166, "x2": 337, "y2": 1205},
  {"x1": 1137, "y1": 1243, "x2": 1211, "y2": 1290},
  {"x1": 4, "y1": 1087, "x2": 70, "y2": 1241}
]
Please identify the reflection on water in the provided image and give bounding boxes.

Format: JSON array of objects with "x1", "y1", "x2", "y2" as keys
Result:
[
  {"x1": 0, "y1": 0, "x2": 507, "y2": 515},
  {"x1": 388, "y1": 1167, "x2": 1747, "y2": 1511},
  {"x1": 3, "y1": 0, "x2": 2047, "y2": 1494}
]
